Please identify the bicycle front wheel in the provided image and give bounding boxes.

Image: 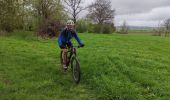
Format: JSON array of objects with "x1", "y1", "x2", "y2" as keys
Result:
[{"x1": 71, "y1": 57, "x2": 80, "y2": 84}]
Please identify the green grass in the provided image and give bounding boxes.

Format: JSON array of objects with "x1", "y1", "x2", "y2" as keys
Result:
[
  {"x1": 128, "y1": 29, "x2": 155, "y2": 35},
  {"x1": 1, "y1": 31, "x2": 170, "y2": 100}
]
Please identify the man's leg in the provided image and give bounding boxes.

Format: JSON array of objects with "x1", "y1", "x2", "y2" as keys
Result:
[
  {"x1": 66, "y1": 42, "x2": 73, "y2": 66},
  {"x1": 60, "y1": 45, "x2": 67, "y2": 69},
  {"x1": 62, "y1": 48, "x2": 67, "y2": 65}
]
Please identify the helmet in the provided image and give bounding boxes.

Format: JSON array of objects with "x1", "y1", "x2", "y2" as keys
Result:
[{"x1": 66, "y1": 20, "x2": 74, "y2": 26}]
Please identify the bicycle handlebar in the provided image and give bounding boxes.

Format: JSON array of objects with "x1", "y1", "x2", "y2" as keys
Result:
[
  {"x1": 66, "y1": 45, "x2": 84, "y2": 50},
  {"x1": 72, "y1": 46, "x2": 82, "y2": 48}
]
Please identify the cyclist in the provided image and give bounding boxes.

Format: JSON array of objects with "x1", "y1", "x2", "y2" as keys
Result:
[{"x1": 58, "y1": 20, "x2": 84, "y2": 69}]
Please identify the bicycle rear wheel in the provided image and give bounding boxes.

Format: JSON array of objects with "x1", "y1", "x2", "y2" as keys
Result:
[{"x1": 71, "y1": 57, "x2": 80, "y2": 84}]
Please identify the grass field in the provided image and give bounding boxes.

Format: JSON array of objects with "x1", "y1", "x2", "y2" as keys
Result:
[
  {"x1": 0, "y1": 31, "x2": 170, "y2": 100},
  {"x1": 128, "y1": 29, "x2": 155, "y2": 35}
]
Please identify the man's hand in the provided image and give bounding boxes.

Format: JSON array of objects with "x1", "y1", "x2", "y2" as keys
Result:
[
  {"x1": 60, "y1": 45, "x2": 66, "y2": 49},
  {"x1": 80, "y1": 44, "x2": 85, "y2": 47}
]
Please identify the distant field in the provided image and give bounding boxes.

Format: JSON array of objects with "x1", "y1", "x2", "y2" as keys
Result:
[
  {"x1": 128, "y1": 29, "x2": 155, "y2": 35},
  {"x1": 0, "y1": 31, "x2": 170, "y2": 100}
]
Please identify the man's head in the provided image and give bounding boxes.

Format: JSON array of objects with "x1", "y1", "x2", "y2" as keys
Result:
[{"x1": 66, "y1": 20, "x2": 75, "y2": 30}]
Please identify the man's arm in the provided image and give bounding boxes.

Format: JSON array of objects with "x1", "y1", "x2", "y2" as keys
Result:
[
  {"x1": 73, "y1": 32, "x2": 83, "y2": 46},
  {"x1": 58, "y1": 29, "x2": 65, "y2": 46}
]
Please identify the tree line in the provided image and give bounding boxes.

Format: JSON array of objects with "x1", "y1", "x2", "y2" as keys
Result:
[
  {"x1": 1, "y1": 0, "x2": 169, "y2": 36},
  {"x1": 153, "y1": 18, "x2": 170, "y2": 36},
  {"x1": 0, "y1": 0, "x2": 116, "y2": 37}
]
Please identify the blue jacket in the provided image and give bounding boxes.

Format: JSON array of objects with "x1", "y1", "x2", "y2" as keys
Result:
[{"x1": 58, "y1": 28, "x2": 83, "y2": 46}]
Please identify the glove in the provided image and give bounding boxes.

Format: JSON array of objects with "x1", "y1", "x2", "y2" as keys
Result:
[
  {"x1": 80, "y1": 44, "x2": 85, "y2": 47},
  {"x1": 60, "y1": 45, "x2": 66, "y2": 49}
]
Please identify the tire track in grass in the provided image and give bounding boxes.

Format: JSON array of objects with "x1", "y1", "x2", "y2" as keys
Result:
[
  {"x1": 121, "y1": 56, "x2": 170, "y2": 99},
  {"x1": 0, "y1": 36, "x2": 98, "y2": 100},
  {"x1": 107, "y1": 55, "x2": 158, "y2": 99}
]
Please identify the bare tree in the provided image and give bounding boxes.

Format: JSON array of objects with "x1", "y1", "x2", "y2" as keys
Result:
[
  {"x1": 153, "y1": 21, "x2": 164, "y2": 36},
  {"x1": 63, "y1": 0, "x2": 86, "y2": 23},
  {"x1": 87, "y1": 0, "x2": 115, "y2": 24},
  {"x1": 119, "y1": 21, "x2": 129, "y2": 34},
  {"x1": 164, "y1": 18, "x2": 170, "y2": 36}
]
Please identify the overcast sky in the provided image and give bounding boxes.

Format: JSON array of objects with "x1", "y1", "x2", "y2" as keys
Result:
[{"x1": 81, "y1": 0, "x2": 170, "y2": 27}]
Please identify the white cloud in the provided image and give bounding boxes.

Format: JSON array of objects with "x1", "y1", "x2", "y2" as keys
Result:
[
  {"x1": 82, "y1": 0, "x2": 170, "y2": 27},
  {"x1": 115, "y1": 6, "x2": 170, "y2": 26},
  {"x1": 111, "y1": 0, "x2": 170, "y2": 14}
]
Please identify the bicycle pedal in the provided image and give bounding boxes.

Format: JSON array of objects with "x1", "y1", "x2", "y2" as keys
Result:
[{"x1": 63, "y1": 65, "x2": 68, "y2": 70}]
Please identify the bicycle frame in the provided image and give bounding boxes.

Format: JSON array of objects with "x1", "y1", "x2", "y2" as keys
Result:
[
  {"x1": 60, "y1": 46, "x2": 81, "y2": 83},
  {"x1": 65, "y1": 46, "x2": 80, "y2": 67}
]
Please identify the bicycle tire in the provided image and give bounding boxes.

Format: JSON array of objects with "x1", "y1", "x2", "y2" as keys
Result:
[{"x1": 71, "y1": 57, "x2": 80, "y2": 84}]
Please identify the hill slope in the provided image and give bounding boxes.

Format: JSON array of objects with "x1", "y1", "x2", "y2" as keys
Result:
[{"x1": 0, "y1": 32, "x2": 170, "y2": 99}]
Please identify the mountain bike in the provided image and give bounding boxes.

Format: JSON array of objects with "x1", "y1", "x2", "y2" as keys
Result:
[{"x1": 60, "y1": 46, "x2": 82, "y2": 84}]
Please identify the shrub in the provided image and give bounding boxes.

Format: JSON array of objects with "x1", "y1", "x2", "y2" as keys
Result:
[
  {"x1": 87, "y1": 23, "x2": 94, "y2": 33},
  {"x1": 92, "y1": 24, "x2": 114, "y2": 34},
  {"x1": 101, "y1": 24, "x2": 114, "y2": 34},
  {"x1": 76, "y1": 19, "x2": 115, "y2": 34},
  {"x1": 76, "y1": 20, "x2": 88, "y2": 33},
  {"x1": 36, "y1": 19, "x2": 64, "y2": 38},
  {"x1": 119, "y1": 21, "x2": 129, "y2": 34},
  {"x1": 93, "y1": 24, "x2": 102, "y2": 33},
  {"x1": 0, "y1": 30, "x2": 7, "y2": 36}
]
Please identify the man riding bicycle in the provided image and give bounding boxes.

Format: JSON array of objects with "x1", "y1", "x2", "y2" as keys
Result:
[{"x1": 58, "y1": 20, "x2": 84, "y2": 69}]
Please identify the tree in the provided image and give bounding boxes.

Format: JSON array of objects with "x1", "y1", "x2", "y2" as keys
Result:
[
  {"x1": 63, "y1": 0, "x2": 86, "y2": 23},
  {"x1": 0, "y1": 0, "x2": 36, "y2": 32},
  {"x1": 153, "y1": 21, "x2": 164, "y2": 36},
  {"x1": 87, "y1": 0, "x2": 115, "y2": 24},
  {"x1": 0, "y1": 0, "x2": 66, "y2": 36},
  {"x1": 119, "y1": 21, "x2": 129, "y2": 34},
  {"x1": 28, "y1": 0, "x2": 65, "y2": 37},
  {"x1": 164, "y1": 18, "x2": 170, "y2": 36},
  {"x1": 30, "y1": 0, "x2": 64, "y2": 22},
  {"x1": 0, "y1": 0, "x2": 21, "y2": 32}
]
